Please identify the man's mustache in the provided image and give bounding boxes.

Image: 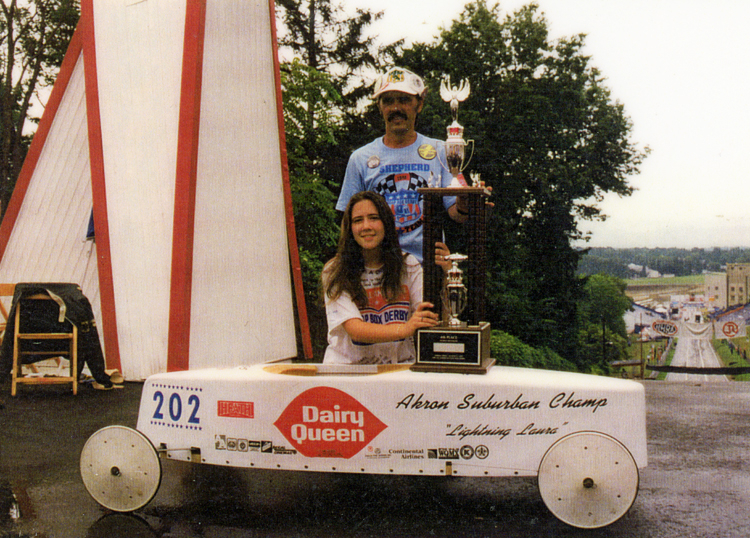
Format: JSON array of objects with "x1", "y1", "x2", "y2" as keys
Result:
[{"x1": 387, "y1": 111, "x2": 408, "y2": 122}]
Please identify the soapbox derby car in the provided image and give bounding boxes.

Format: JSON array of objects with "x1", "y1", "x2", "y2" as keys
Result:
[{"x1": 80, "y1": 361, "x2": 647, "y2": 529}]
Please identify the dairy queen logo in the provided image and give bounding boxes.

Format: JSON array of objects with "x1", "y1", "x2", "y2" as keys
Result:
[{"x1": 274, "y1": 387, "x2": 387, "y2": 458}]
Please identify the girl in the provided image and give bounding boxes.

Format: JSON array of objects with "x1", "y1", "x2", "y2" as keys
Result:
[{"x1": 322, "y1": 191, "x2": 446, "y2": 364}]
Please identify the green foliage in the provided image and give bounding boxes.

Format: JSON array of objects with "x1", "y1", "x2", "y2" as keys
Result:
[
  {"x1": 490, "y1": 330, "x2": 576, "y2": 371},
  {"x1": 275, "y1": 0, "x2": 397, "y2": 115},
  {"x1": 579, "y1": 273, "x2": 631, "y2": 335},
  {"x1": 573, "y1": 273, "x2": 631, "y2": 370},
  {"x1": 713, "y1": 338, "x2": 750, "y2": 381},
  {"x1": 0, "y1": 0, "x2": 79, "y2": 215},
  {"x1": 280, "y1": 60, "x2": 341, "y2": 300},
  {"x1": 578, "y1": 246, "x2": 750, "y2": 278},
  {"x1": 275, "y1": 0, "x2": 396, "y2": 229},
  {"x1": 575, "y1": 321, "x2": 627, "y2": 374}
]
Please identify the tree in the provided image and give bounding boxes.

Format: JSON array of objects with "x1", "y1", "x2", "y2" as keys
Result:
[
  {"x1": 392, "y1": 1, "x2": 647, "y2": 359},
  {"x1": 275, "y1": 0, "x2": 399, "y2": 191},
  {"x1": 281, "y1": 59, "x2": 340, "y2": 292},
  {"x1": 576, "y1": 273, "x2": 632, "y2": 371},
  {"x1": 276, "y1": 2, "x2": 392, "y2": 357},
  {"x1": 0, "y1": 0, "x2": 79, "y2": 214}
]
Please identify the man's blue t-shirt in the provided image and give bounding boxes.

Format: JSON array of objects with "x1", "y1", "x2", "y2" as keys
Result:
[{"x1": 336, "y1": 134, "x2": 456, "y2": 263}]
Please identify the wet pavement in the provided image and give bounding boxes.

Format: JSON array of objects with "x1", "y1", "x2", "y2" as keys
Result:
[{"x1": 1, "y1": 377, "x2": 749, "y2": 537}]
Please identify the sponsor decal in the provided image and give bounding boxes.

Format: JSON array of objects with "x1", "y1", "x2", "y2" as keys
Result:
[
  {"x1": 389, "y1": 448, "x2": 425, "y2": 460},
  {"x1": 273, "y1": 446, "x2": 297, "y2": 455},
  {"x1": 459, "y1": 445, "x2": 474, "y2": 460},
  {"x1": 418, "y1": 144, "x2": 437, "y2": 160},
  {"x1": 217, "y1": 400, "x2": 254, "y2": 419},
  {"x1": 428, "y1": 445, "x2": 489, "y2": 460},
  {"x1": 652, "y1": 320, "x2": 679, "y2": 337},
  {"x1": 474, "y1": 445, "x2": 489, "y2": 459},
  {"x1": 428, "y1": 448, "x2": 460, "y2": 460},
  {"x1": 214, "y1": 436, "x2": 297, "y2": 455},
  {"x1": 274, "y1": 387, "x2": 387, "y2": 458},
  {"x1": 365, "y1": 446, "x2": 392, "y2": 460}
]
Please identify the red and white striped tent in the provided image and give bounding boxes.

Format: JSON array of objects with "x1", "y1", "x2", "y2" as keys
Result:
[{"x1": 0, "y1": 0, "x2": 311, "y2": 380}]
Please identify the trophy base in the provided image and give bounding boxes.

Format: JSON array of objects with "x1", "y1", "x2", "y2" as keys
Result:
[{"x1": 413, "y1": 322, "x2": 493, "y2": 375}]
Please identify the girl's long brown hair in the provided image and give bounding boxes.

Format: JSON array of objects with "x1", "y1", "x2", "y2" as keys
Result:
[{"x1": 323, "y1": 191, "x2": 406, "y2": 308}]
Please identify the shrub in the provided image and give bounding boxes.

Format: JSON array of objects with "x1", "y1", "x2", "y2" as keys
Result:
[{"x1": 490, "y1": 330, "x2": 577, "y2": 372}]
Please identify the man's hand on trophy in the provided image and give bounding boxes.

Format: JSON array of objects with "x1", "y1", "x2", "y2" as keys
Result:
[
  {"x1": 455, "y1": 185, "x2": 494, "y2": 218},
  {"x1": 435, "y1": 242, "x2": 452, "y2": 273}
]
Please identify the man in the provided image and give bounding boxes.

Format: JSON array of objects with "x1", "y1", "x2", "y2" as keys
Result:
[{"x1": 336, "y1": 67, "x2": 468, "y2": 264}]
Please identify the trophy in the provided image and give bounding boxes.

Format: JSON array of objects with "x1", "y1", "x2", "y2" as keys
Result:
[
  {"x1": 439, "y1": 76, "x2": 474, "y2": 188},
  {"x1": 414, "y1": 242, "x2": 492, "y2": 373},
  {"x1": 413, "y1": 75, "x2": 493, "y2": 374},
  {"x1": 445, "y1": 254, "x2": 468, "y2": 327}
]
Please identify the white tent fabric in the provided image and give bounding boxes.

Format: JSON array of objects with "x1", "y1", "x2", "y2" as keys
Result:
[{"x1": 0, "y1": 0, "x2": 307, "y2": 380}]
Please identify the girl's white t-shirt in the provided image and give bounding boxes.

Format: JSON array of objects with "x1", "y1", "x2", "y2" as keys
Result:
[{"x1": 323, "y1": 254, "x2": 423, "y2": 364}]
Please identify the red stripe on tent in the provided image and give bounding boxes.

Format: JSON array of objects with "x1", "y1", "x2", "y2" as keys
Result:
[
  {"x1": 0, "y1": 27, "x2": 84, "y2": 260},
  {"x1": 81, "y1": 0, "x2": 122, "y2": 372},
  {"x1": 167, "y1": 0, "x2": 207, "y2": 372},
  {"x1": 268, "y1": 0, "x2": 313, "y2": 360}
]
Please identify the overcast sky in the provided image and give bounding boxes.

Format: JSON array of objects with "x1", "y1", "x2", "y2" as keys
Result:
[{"x1": 349, "y1": 0, "x2": 750, "y2": 249}]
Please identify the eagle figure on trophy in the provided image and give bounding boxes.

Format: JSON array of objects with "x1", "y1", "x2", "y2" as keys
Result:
[
  {"x1": 440, "y1": 76, "x2": 470, "y2": 123},
  {"x1": 439, "y1": 76, "x2": 472, "y2": 186}
]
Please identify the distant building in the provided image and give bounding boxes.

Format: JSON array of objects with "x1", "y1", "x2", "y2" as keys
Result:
[
  {"x1": 704, "y1": 272, "x2": 728, "y2": 310},
  {"x1": 704, "y1": 264, "x2": 750, "y2": 310},
  {"x1": 627, "y1": 264, "x2": 661, "y2": 279},
  {"x1": 625, "y1": 303, "x2": 666, "y2": 336},
  {"x1": 727, "y1": 263, "x2": 750, "y2": 307}
]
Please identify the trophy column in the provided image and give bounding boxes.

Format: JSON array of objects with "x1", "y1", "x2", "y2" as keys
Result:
[
  {"x1": 466, "y1": 189, "x2": 487, "y2": 324},
  {"x1": 421, "y1": 188, "x2": 488, "y2": 324},
  {"x1": 415, "y1": 187, "x2": 494, "y2": 374},
  {"x1": 422, "y1": 191, "x2": 444, "y2": 317}
]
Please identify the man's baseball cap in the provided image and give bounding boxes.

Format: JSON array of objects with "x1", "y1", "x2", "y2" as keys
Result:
[{"x1": 372, "y1": 67, "x2": 426, "y2": 99}]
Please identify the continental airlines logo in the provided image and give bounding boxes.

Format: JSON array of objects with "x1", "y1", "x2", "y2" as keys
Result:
[{"x1": 274, "y1": 387, "x2": 387, "y2": 458}]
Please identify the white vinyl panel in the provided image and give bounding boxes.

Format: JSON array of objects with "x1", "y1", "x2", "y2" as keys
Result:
[
  {"x1": 6, "y1": 66, "x2": 88, "y2": 277},
  {"x1": 39, "y1": 115, "x2": 90, "y2": 276},
  {"x1": 189, "y1": 0, "x2": 297, "y2": 368},
  {"x1": 92, "y1": 0, "x2": 186, "y2": 379},
  {"x1": 0, "y1": 54, "x2": 107, "y2": 356},
  {"x1": 2, "y1": 56, "x2": 90, "y2": 281}
]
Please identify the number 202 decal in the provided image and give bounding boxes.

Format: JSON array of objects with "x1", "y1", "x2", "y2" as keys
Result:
[{"x1": 153, "y1": 391, "x2": 201, "y2": 425}]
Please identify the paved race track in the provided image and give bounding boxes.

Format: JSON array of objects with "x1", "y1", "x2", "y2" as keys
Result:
[{"x1": 666, "y1": 323, "x2": 728, "y2": 382}]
